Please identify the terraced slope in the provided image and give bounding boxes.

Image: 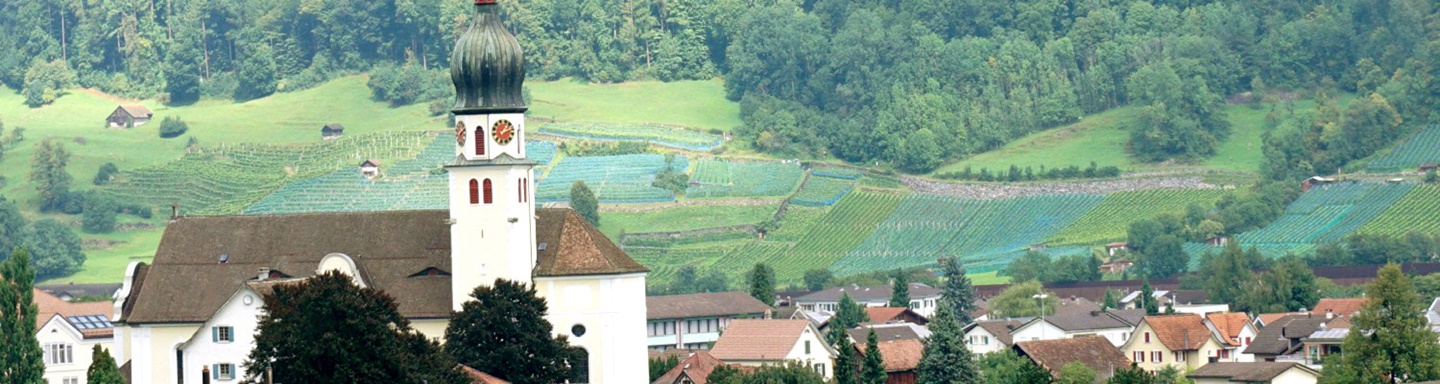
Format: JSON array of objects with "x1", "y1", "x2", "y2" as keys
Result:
[
  {"x1": 1367, "y1": 125, "x2": 1440, "y2": 172},
  {"x1": 1047, "y1": 189, "x2": 1227, "y2": 246},
  {"x1": 713, "y1": 191, "x2": 906, "y2": 281},
  {"x1": 1232, "y1": 182, "x2": 1414, "y2": 256},
  {"x1": 1359, "y1": 184, "x2": 1440, "y2": 236}
]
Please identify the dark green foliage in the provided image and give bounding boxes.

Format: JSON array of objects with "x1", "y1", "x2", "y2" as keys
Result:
[
  {"x1": 1141, "y1": 281, "x2": 1159, "y2": 315},
  {"x1": 0, "y1": 197, "x2": 24, "y2": 259},
  {"x1": 706, "y1": 362, "x2": 827, "y2": 384},
  {"x1": 662, "y1": 265, "x2": 729, "y2": 295},
  {"x1": 1429, "y1": 169, "x2": 1439, "y2": 184},
  {"x1": 87, "y1": 345, "x2": 124, "y2": 384},
  {"x1": 803, "y1": 269, "x2": 834, "y2": 291},
  {"x1": 937, "y1": 257, "x2": 979, "y2": 324},
  {"x1": 234, "y1": 43, "x2": 278, "y2": 100},
  {"x1": 989, "y1": 280, "x2": 1058, "y2": 318},
  {"x1": 560, "y1": 141, "x2": 651, "y2": 157},
  {"x1": 1127, "y1": 65, "x2": 1232, "y2": 162},
  {"x1": 1309, "y1": 231, "x2": 1440, "y2": 267},
  {"x1": 246, "y1": 271, "x2": 466, "y2": 384},
  {"x1": 649, "y1": 354, "x2": 680, "y2": 383},
  {"x1": 1322, "y1": 264, "x2": 1440, "y2": 383},
  {"x1": 29, "y1": 139, "x2": 72, "y2": 212},
  {"x1": 1198, "y1": 242, "x2": 1259, "y2": 306},
  {"x1": 1262, "y1": 91, "x2": 1405, "y2": 181},
  {"x1": 1058, "y1": 362, "x2": 1097, "y2": 384},
  {"x1": 936, "y1": 162, "x2": 1121, "y2": 182},
  {"x1": 889, "y1": 268, "x2": 910, "y2": 308},
  {"x1": 1107, "y1": 366, "x2": 1158, "y2": 384},
  {"x1": 652, "y1": 155, "x2": 690, "y2": 195},
  {"x1": 569, "y1": 181, "x2": 599, "y2": 226},
  {"x1": 748, "y1": 263, "x2": 776, "y2": 306},
  {"x1": 833, "y1": 293, "x2": 870, "y2": 331},
  {"x1": 1004, "y1": 251, "x2": 1052, "y2": 282},
  {"x1": 831, "y1": 325, "x2": 858, "y2": 384},
  {"x1": 861, "y1": 330, "x2": 886, "y2": 384},
  {"x1": 1138, "y1": 234, "x2": 1189, "y2": 279},
  {"x1": 92, "y1": 163, "x2": 118, "y2": 185},
  {"x1": 158, "y1": 117, "x2": 189, "y2": 139},
  {"x1": 22, "y1": 219, "x2": 85, "y2": 280},
  {"x1": 367, "y1": 63, "x2": 450, "y2": 106},
  {"x1": 446, "y1": 279, "x2": 574, "y2": 384},
  {"x1": 1236, "y1": 255, "x2": 1318, "y2": 314},
  {"x1": 22, "y1": 60, "x2": 76, "y2": 107},
  {"x1": 918, "y1": 257, "x2": 981, "y2": 382},
  {"x1": 1103, "y1": 289, "x2": 1120, "y2": 310},
  {"x1": 979, "y1": 349, "x2": 1052, "y2": 384},
  {"x1": 81, "y1": 193, "x2": 118, "y2": 234},
  {"x1": 1, "y1": 247, "x2": 45, "y2": 384}
]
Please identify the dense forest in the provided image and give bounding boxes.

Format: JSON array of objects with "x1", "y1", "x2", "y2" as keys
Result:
[{"x1": 2, "y1": 0, "x2": 1437, "y2": 172}]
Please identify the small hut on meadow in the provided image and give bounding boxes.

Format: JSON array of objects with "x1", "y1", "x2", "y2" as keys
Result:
[{"x1": 107, "y1": 105, "x2": 153, "y2": 128}]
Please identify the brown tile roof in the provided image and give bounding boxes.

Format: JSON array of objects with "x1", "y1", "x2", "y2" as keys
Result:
[
  {"x1": 123, "y1": 208, "x2": 644, "y2": 324},
  {"x1": 1313, "y1": 298, "x2": 1368, "y2": 317},
  {"x1": 1040, "y1": 310, "x2": 1133, "y2": 332},
  {"x1": 34, "y1": 289, "x2": 115, "y2": 338},
  {"x1": 460, "y1": 365, "x2": 512, "y2": 384},
  {"x1": 1187, "y1": 362, "x2": 1317, "y2": 381},
  {"x1": 1243, "y1": 314, "x2": 1330, "y2": 356},
  {"x1": 1205, "y1": 312, "x2": 1251, "y2": 346},
  {"x1": 647, "y1": 291, "x2": 771, "y2": 320},
  {"x1": 651, "y1": 351, "x2": 725, "y2": 384},
  {"x1": 1144, "y1": 314, "x2": 1213, "y2": 351},
  {"x1": 1256, "y1": 312, "x2": 1298, "y2": 326},
  {"x1": 1015, "y1": 336, "x2": 1131, "y2": 381},
  {"x1": 856, "y1": 339, "x2": 924, "y2": 372},
  {"x1": 708, "y1": 319, "x2": 815, "y2": 361},
  {"x1": 118, "y1": 105, "x2": 152, "y2": 117},
  {"x1": 1053, "y1": 297, "x2": 1102, "y2": 317}
]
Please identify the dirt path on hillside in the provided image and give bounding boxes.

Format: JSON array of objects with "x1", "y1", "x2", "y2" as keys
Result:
[{"x1": 903, "y1": 175, "x2": 1220, "y2": 199}]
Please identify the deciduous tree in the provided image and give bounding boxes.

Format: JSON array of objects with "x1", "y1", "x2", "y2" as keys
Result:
[
  {"x1": 1322, "y1": 264, "x2": 1440, "y2": 383},
  {"x1": 446, "y1": 278, "x2": 575, "y2": 384}
]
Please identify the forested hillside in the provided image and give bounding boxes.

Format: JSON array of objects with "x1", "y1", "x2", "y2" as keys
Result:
[{"x1": 4, "y1": 0, "x2": 1437, "y2": 173}]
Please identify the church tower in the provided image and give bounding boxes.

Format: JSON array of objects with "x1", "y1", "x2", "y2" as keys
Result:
[{"x1": 447, "y1": 0, "x2": 536, "y2": 311}]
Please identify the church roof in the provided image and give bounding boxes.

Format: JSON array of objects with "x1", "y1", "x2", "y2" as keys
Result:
[{"x1": 120, "y1": 208, "x2": 644, "y2": 324}]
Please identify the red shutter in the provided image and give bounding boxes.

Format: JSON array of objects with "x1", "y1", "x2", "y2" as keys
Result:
[
  {"x1": 1145, "y1": 332, "x2": 1150, "y2": 343},
  {"x1": 469, "y1": 179, "x2": 480, "y2": 204},
  {"x1": 483, "y1": 179, "x2": 493, "y2": 204},
  {"x1": 475, "y1": 126, "x2": 485, "y2": 156}
]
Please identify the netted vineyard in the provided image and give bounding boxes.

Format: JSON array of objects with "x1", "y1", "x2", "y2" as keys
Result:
[
  {"x1": 1234, "y1": 182, "x2": 1415, "y2": 256},
  {"x1": 709, "y1": 192, "x2": 907, "y2": 282},
  {"x1": 99, "y1": 131, "x2": 437, "y2": 215},
  {"x1": 832, "y1": 193, "x2": 1105, "y2": 275},
  {"x1": 686, "y1": 159, "x2": 804, "y2": 198},
  {"x1": 535, "y1": 154, "x2": 688, "y2": 203},
  {"x1": 790, "y1": 175, "x2": 858, "y2": 207},
  {"x1": 1047, "y1": 189, "x2": 1226, "y2": 246},
  {"x1": 1367, "y1": 125, "x2": 1440, "y2": 172},
  {"x1": 1359, "y1": 184, "x2": 1440, "y2": 236},
  {"x1": 536, "y1": 122, "x2": 722, "y2": 150}
]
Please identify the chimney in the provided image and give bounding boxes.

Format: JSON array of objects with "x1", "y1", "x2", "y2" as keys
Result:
[
  {"x1": 170, "y1": 202, "x2": 179, "y2": 222},
  {"x1": 1325, "y1": 309, "x2": 1334, "y2": 319},
  {"x1": 258, "y1": 267, "x2": 271, "y2": 281},
  {"x1": 202, "y1": 366, "x2": 211, "y2": 384},
  {"x1": 1091, "y1": 310, "x2": 1102, "y2": 317}
]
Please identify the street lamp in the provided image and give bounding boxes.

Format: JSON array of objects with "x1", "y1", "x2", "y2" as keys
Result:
[{"x1": 1033, "y1": 293, "x2": 1049, "y2": 340}]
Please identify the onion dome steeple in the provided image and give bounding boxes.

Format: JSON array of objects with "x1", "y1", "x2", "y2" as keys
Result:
[{"x1": 450, "y1": 0, "x2": 525, "y2": 114}]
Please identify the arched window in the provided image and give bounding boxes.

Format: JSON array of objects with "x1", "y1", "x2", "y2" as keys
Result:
[
  {"x1": 469, "y1": 179, "x2": 480, "y2": 204},
  {"x1": 475, "y1": 127, "x2": 485, "y2": 156},
  {"x1": 483, "y1": 179, "x2": 493, "y2": 204},
  {"x1": 567, "y1": 348, "x2": 589, "y2": 384}
]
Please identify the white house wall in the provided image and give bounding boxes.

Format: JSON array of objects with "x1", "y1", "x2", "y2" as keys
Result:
[
  {"x1": 538, "y1": 272, "x2": 648, "y2": 384},
  {"x1": 964, "y1": 327, "x2": 1006, "y2": 355},
  {"x1": 37, "y1": 317, "x2": 112, "y2": 384},
  {"x1": 782, "y1": 324, "x2": 836, "y2": 381},
  {"x1": 180, "y1": 288, "x2": 264, "y2": 384}
]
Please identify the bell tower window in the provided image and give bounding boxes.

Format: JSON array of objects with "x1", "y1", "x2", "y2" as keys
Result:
[
  {"x1": 483, "y1": 179, "x2": 494, "y2": 204},
  {"x1": 469, "y1": 179, "x2": 480, "y2": 204},
  {"x1": 475, "y1": 127, "x2": 485, "y2": 156}
]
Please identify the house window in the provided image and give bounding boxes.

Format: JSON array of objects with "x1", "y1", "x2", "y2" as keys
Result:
[
  {"x1": 815, "y1": 364, "x2": 826, "y2": 376},
  {"x1": 213, "y1": 364, "x2": 236, "y2": 381},
  {"x1": 1133, "y1": 351, "x2": 1143, "y2": 362},
  {"x1": 1152, "y1": 351, "x2": 1161, "y2": 362},
  {"x1": 63, "y1": 378, "x2": 79, "y2": 384},
  {"x1": 1144, "y1": 332, "x2": 1150, "y2": 343},
  {"x1": 469, "y1": 179, "x2": 480, "y2": 204},
  {"x1": 1245, "y1": 337, "x2": 1252, "y2": 346},
  {"x1": 483, "y1": 179, "x2": 493, "y2": 204},
  {"x1": 805, "y1": 340, "x2": 812, "y2": 355},
  {"x1": 213, "y1": 326, "x2": 234, "y2": 343},
  {"x1": 44, "y1": 343, "x2": 73, "y2": 364},
  {"x1": 1174, "y1": 351, "x2": 1182, "y2": 362},
  {"x1": 569, "y1": 349, "x2": 590, "y2": 384}
]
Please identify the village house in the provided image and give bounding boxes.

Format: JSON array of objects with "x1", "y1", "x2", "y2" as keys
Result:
[
  {"x1": 795, "y1": 283, "x2": 942, "y2": 318},
  {"x1": 650, "y1": 351, "x2": 728, "y2": 384},
  {"x1": 848, "y1": 323, "x2": 932, "y2": 344},
  {"x1": 359, "y1": 159, "x2": 381, "y2": 178},
  {"x1": 1204, "y1": 312, "x2": 1258, "y2": 362},
  {"x1": 707, "y1": 319, "x2": 836, "y2": 380},
  {"x1": 106, "y1": 105, "x2": 153, "y2": 128},
  {"x1": 1120, "y1": 314, "x2": 1227, "y2": 373},
  {"x1": 35, "y1": 289, "x2": 116, "y2": 384},
  {"x1": 321, "y1": 123, "x2": 345, "y2": 140},
  {"x1": 862, "y1": 307, "x2": 928, "y2": 326},
  {"x1": 963, "y1": 318, "x2": 1028, "y2": 355},
  {"x1": 1104, "y1": 242, "x2": 1129, "y2": 256},
  {"x1": 110, "y1": 3, "x2": 651, "y2": 383},
  {"x1": 646, "y1": 291, "x2": 773, "y2": 351},
  {"x1": 1014, "y1": 336, "x2": 1133, "y2": 383},
  {"x1": 855, "y1": 339, "x2": 924, "y2": 384},
  {"x1": 1098, "y1": 260, "x2": 1132, "y2": 273},
  {"x1": 1300, "y1": 321, "x2": 1349, "y2": 368},
  {"x1": 1009, "y1": 309, "x2": 1146, "y2": 347},
  {"x1": 1186, "y1": 362, "x2": 1320, "y2": 384},
  {"x1": 1311, "y1": 298, "x2": 1368, "y2": 318},
  {"x1": 1242, "y1": 314, "x2": 1335, "y2": 362},
  {"x1": 37, "y1": 283, "x2": 122, "y2": 302}
]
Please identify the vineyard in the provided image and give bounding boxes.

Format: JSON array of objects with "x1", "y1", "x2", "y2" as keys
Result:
[
  {"x1": 686, "y1": 159, "x2": 804, "y2": 198},
  {"x1": 832, "y1": 193, "x2": 1105, "y2": 275},
  {"x1": 1366, "y1": 125, "x2": 1440, "y2": 172},
  {"x1": 790, "y1": 175, "x2": 859, "y2": 207},
  {"x1": 1047, "y1": 189, "x2": 1226, "y2": 246},
  {"x1": 1359, "y1": 184, "x2": 1440, "y2": 236},
  {"x1": 1234, "y1": 182, "x2": 1415, "y2": 256},
  {"x1": 706, "y1": 192, "x2": 907, "y2": 283},
  {"x1": 99, "y1": 131, "x2": 437, "y2": 215},
  {"x1": 535, "y1": 154, "x2": 688, "y2": 203},
  {"x1": 536, "y1": 122, "x2": 723, "y2": 150}
]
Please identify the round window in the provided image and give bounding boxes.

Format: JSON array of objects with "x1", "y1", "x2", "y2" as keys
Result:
[
  {"x1": 571, "y1": 324, "x2": 587, "y2": 338},
  {"x1": 242, "y1": 295, "x2": 254, "y2": 306}
]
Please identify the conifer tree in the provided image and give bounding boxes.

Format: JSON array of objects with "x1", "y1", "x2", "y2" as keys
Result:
[
  {"x1": 889, "y1": 268, "x2": 910, "y2": 308},
  {"x1": 1322, "y1": 264, "x2": 1440, "y2": 383},
  {"x1": 569, "y1": 181, "x2": 599, "y2": 226},
  {"x1": 833, "y1": 293, "x2": 870, "y2": 332},
  {"x1": 1140, "y1": 281, "x2": 1159, "y2": 315},
  {"x1": 937, "y1": 257, "x2": 978, "y2": 324},
  {"x1": 917, "y1": 259, "x2": 981, "y2": 384},
  {"x1": 748, "y1": 263, "x2": 776, "y2": 306},
  {"x1": 87, "y1": 345, "x2": 124, "y2": 384},
  {"x1": 861, "y1": 329, "x2": 887, "y2": 384},
  {"x1": 829, "y1": 325, "x2": 857, "y2": 384},
  {"x1": 0, "y1": 247, "x2": 44, "y2": 384}
]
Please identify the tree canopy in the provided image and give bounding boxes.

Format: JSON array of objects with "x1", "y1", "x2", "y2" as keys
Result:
[
  {"x1": 446, "y1": 278, "x2": 576, "y2": 384},
  {"x1": 0, "y1": 247, "x2": 45, "y2": 384},
  {"x1": 1321, "y1": 264, "x2": 1440, "y2": 383}
]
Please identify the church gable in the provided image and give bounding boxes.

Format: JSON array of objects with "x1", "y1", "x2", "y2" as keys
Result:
[{"x1": 534, "y1": 208, "x2": 648, "y2": 277}]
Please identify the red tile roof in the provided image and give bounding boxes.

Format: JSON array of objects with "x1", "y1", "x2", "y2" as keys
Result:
[
  {"x1": 856, "y1": 339, "x2": 924, "y2": 373},
  {"x1": 651, "y1": 351, "x2": 725, "y2": 384},
  {"x1": 460, "y1": 365, "x2": 511, "y2": 384},
  {"x1": 1313, "y1": 298, "x2": 1368, "y2": 317},
  {"x1": 708, "y1": 319, "x2": 814, "y2": 361},
  {"x1": 1015, "y1": 336, "x2": 1132, "y2": 381},
  {"x1": 1144, "y1": 314, "x2": 1213, "y2": 351},
  {"x1": 1205, "y1": 312, "x2": 1251, "y2": 346},
  {"x1": 1256, "y1": 312, "x2": 1299, "y2": 326},
  {"x1": 865, "y1": 307, "x2": 908, "y2": 322},
  {"x1": 34, "y1": 289, "x2": 115, "y2": 338}
]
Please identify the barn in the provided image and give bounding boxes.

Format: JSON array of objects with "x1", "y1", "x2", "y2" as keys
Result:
[{"x1": 106, "y1": 105, "x2": 153, "y2": 128}]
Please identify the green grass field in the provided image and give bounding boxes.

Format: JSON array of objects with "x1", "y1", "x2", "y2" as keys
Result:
[
  {"x1": 598, "y1": 203, "x2": 779, "y2": 240},
  {"x1": 965, "y1": 271, "x2": 1010, "y2": 285},
  {"x1": 528, "y1": 79, "x2": 741, "y2": 131}
]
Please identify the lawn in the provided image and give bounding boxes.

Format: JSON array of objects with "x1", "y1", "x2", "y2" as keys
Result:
[
  {"x1": 966, "y1": 271, "x2": 1010, "y2": 285},
  {"x1": 597, "y1": 203, "x2": 779, "y2": 240},
  {"x1": 527, "y1": 79, "x2": 741, "y2": 131}
]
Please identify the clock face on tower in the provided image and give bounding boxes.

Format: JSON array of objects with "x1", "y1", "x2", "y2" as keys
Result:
[
  {"x1": 455, "y1": 122, "x2": 466, "y2": 146},
  {"x1": 492, "y1": 119, "x2": 515, "y2": 146}
]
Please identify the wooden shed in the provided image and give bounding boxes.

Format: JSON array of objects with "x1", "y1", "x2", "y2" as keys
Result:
[
  {"x1": 107, "y1": 105, "x2": 153, "y2": 128},
  {"x1": 321, "y1": 123, "x2": 345, "y2": 140},
  {"x1": 359, "y1": 159, "x2": 381, "y2": 179}
]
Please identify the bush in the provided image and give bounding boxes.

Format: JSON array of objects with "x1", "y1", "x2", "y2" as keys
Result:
[
  {"x1": 93, "y1": 163, "x2": 118, "y2": 185},
  {"x1": 22, "y1": 60, "x2": 77, "y2": 107},
  {"x1": 82, "y1": 193, "x2": 119, "y2": 233},
  {"x1": 561, "y1": 140, "x2": 651, "y2": 156},
  {"x1": 159, "y1": 117, "x2": 189, "y2": 138},
  {"x1": 367, "y1": 63, "x2": 449, "y2": 106}
]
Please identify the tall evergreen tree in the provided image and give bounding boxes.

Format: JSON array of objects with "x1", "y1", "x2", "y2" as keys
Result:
[
  {"x1": 446, "y1": 278, "x2": 575, "y2": 384},
  {"x1": 833, "y1": 293, "x2": 870, "y2": 332},
  {"x1": 1322, "y1": 264, "x2": 1440, "y2": 383},
  {"x1": 937, "y1": 257, "x2": 978, "y2": 324},
  {"x1": 87, "y1": 345, "x2": 124, "y2": 384},
  {"x1": 0, "y1": 196, "x2": 25, "y2": 259},
  {"x1": 889, "y1": 268, "x2": 910, "y2": 308},
  {"x1": 748, "y1": 263, "x2": 776, "y2": 306},
  {"x1": 28, "y1": 139, "x2": 71, "y2": 212},
  {"x1": 829, "y1": 325, "x2": 858, "y2": 384},
  {"x1": 0, "y1": 247, "x2": 44, "y2": 384},
  {"x1": 1140, "y1": 281, "x2": 1159, "y2": 315},
  {"x1": 917, "y1": 258, "x2": 982, "y2": 384},
  {"x1": 862, "y1": 329, "x2": 887, "y2": 384},
  {"x1": 569, "y1": 180, "x2": 599, "y2": 226}
]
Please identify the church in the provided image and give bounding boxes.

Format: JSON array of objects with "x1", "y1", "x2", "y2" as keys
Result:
[{"x1": 110, "y1": 1, "x2": 651, "y2": 382}]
